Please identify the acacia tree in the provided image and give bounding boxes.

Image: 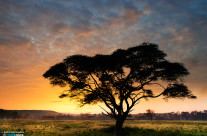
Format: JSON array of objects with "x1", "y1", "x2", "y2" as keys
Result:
[
  {"x1": 43, "y1": 43, "x2": 196, "y2": 135},
  {"x1": 146, "y1": 109, "x2": 155, "y2": 121}
]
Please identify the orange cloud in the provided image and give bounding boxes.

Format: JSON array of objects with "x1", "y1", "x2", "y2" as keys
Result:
[
  {"x1": 122, "y1": 8, "x2": 142, "y2": 22},
  {"x1": 143, "y1": 9, "x2": 151, "y2": 15}
]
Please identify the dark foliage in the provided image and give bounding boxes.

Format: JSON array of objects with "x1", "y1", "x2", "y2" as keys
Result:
[{"x1": 43, "y1": 42, "x2": 196, "y2": 135}]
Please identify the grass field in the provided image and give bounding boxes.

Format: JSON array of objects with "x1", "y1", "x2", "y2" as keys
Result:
[{"x1": 0, "y1": 120, "x2": 207, "y2": 136}]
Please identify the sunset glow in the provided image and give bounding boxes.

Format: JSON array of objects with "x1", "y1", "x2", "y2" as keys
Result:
[{"x1": 0, "y1": 0, "x2": 207, "y2": 114}]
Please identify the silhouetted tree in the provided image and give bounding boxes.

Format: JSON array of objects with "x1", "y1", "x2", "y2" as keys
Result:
[
  {"x1": 146, "y1": 109, "x2": 155, "y2": 121},
  {"x1": 43, "y1": 42, "x2": 196, "y2": 135},
  {"x1": 181, "y1": 112, "x2": 190, "y2": 120}
]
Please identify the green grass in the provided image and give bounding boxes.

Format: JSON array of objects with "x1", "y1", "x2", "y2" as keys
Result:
[{"x1": 0, "y1": 120, "x2": 207, "y2": 136}]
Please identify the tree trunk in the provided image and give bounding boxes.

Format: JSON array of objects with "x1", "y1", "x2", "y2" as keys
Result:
[{"x1": 115, "y1": 118, "x2": 124, "y2": 136}]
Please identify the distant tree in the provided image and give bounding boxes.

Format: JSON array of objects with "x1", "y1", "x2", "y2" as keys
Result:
[
  {"x1": 43, "y1": 42, "x2": 196, "y2": 136},
  {"x1": 191, "y1": 111, "x2": 198, "y2": 120},
  {"x1": 181, "y1": 112, "x2": 190, "y2": 120},
  {"x1": 146, "y1": 109, "x2": 155, "y2": 121}
]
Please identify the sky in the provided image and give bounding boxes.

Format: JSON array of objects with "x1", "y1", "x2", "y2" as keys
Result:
[{"x1": 0, "y1": 0, "x2": 207, "y2": 114}]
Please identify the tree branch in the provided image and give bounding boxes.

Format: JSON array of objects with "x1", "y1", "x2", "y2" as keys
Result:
[
  {"x1": 91, "y1": 72, "x2": 120, "y2": 114},
  {"x1": 87, "y1": 75, "x2": 117, "y2": 117},
  {"x1": 148, "y1": 82, "x2": 166, "y2": 90},
  {"x1": 99, "y1": 105, "x2": 116, "y2": 118}
]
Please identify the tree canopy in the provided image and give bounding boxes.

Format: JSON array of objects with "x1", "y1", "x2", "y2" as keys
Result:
[{"x1": 43, "y1": 42, "x2": 196, "y2": 134}]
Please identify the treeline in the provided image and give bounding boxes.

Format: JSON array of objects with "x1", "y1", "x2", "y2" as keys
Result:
[
  {"x1": 0, "y1": 109, "x2": 207, "y2": 120},
  {"x1": 132, "y1": 110, "x2": 207, "y2": 120}
]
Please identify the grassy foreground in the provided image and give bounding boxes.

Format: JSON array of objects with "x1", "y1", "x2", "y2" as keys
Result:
[{"x1": 0, "y1": 120, "x2": 207, "y2": 136}]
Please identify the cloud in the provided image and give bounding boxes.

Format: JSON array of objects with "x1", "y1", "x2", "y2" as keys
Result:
[
  {"x1": 0, "y1": 35, "x2": 30, "y2": 47},
  {"x1": 0, "y1": 0, "x2": 207, "y2": 111},
  {"x1": 0, "y1": 0, "x2": 206, "y2": 68}
]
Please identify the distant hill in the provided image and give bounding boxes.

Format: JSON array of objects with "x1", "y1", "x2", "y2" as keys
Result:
[
  {"x1": 7, "y1": 110, "x2": 59, "y2": 116},
  {"x1": 0, "y1": 109, "x2": 60, "y2": 119}
]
